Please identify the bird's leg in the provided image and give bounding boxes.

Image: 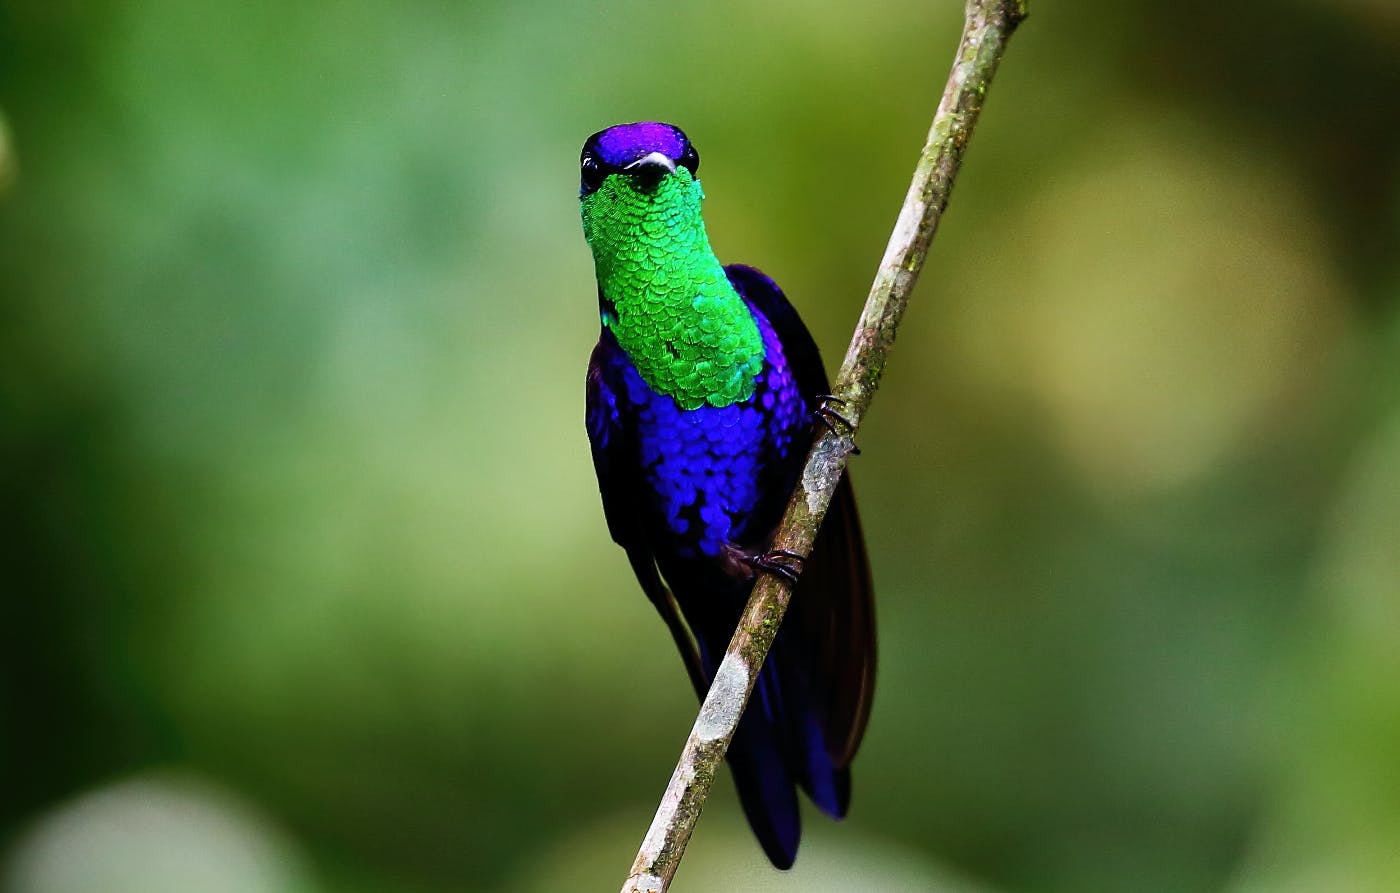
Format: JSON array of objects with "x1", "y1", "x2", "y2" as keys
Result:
[
  {"x1": 721, "y1": 544, "x2": 806, "y2": 584},
  {"x1": 746, "y1": 548, "x2": 806, "y2": 585},
  {"x1": 814, "y1": 395, "x2": 861, "y2": 455}
]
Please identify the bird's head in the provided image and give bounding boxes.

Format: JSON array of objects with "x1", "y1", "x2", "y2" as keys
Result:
[
  {"x1": 578, "y1": 122, "x2": 706, "y2": 260},
  {"x1": 579, "y1": 121, "x2": 700, "y2": 199}
]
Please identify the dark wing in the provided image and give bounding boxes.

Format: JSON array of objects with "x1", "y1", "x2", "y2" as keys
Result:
[
  {"x1": 586, "y1": 334, "x2": 708, "y2": 698},
  {"x1": 725, "y1": 264, "x2": 877, "y2": 768},
  {"x1": 804, "y1": 475, "x2": 876, "y2": 766}
]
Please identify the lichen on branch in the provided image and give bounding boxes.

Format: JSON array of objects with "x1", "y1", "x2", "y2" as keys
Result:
[{"x1": 620, "y1": 3, "x2": 1029, "y2": 891}]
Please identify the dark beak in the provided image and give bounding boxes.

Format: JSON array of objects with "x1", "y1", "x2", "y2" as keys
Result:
[{"x1": 624, "y1": 151, "x2": 677, "y2": 191}]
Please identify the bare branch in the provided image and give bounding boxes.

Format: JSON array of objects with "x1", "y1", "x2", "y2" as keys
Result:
[{"x1": 620, "y1": 2, "x2": 1028, "y2": 890}]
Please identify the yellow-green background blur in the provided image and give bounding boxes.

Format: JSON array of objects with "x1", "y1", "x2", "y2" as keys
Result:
[{"x1": 2, "y1": 1, "x2": 1398, "y2": 891}]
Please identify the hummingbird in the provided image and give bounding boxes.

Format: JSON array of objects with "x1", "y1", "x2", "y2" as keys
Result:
[{"x1": 580, "y1": 121, "x2": 875, "y2": 868}]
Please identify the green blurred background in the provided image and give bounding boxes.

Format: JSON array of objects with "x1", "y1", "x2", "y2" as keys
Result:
[{"x1": 2, "y1": 1, "x2": 1398, "y2": 891}]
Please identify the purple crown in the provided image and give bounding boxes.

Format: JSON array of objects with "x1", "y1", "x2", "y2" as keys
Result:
[{"x1": 592, "y1": 122, "x2": 688, "y2": 167}]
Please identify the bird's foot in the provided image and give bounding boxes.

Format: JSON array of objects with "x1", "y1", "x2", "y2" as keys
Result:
[
  {"x1": 814, "y1": 395, "x2": 861, "y2": 455},
  {"x1": 747, "y1": 548, "x2": 806, "y2": 585}
]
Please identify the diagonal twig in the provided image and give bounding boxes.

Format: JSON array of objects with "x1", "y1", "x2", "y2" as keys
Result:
[{"x1": 620, "y1": 3, "x2": 1029, "y2": 890}]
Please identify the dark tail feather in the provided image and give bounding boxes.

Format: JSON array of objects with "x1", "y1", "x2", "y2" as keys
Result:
[
  {"x1": 754, "y1": 472, "x2": 871, "y2": 826},
  {"x1": 774, "y1": 651, "x2": 851, "y2": 819},
  {"x1": 695, "y1": 624, "x2": 849, "y2": 868},
  {"x1": 725, "y1": 668, "x2": 802, "y2": 869}
]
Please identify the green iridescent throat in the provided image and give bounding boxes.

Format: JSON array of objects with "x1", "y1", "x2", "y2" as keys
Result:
[{"x1": 581, "y1": 169, "x2": 764, "y2": 411}]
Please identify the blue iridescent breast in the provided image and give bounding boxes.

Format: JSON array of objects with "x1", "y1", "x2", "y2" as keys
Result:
[{"x1": 619, "y1": 301, "x2": 807, "y2": 559}]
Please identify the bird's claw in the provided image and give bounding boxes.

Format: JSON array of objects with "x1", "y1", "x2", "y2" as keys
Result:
[
  {"x1": 814, "y1": 395, "x2": 861, "y2": 455},
  {"x1": 748, "y1": 549, "x2": 806, "y2": 585}
]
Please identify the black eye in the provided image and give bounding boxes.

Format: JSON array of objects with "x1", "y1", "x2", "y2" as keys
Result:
[
  {"x1": 679, "y1": 144, "x2": 699, "y2": 177},
  {"x1": 580, "y1": 154, "x2": 606, "y2": 195}
]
